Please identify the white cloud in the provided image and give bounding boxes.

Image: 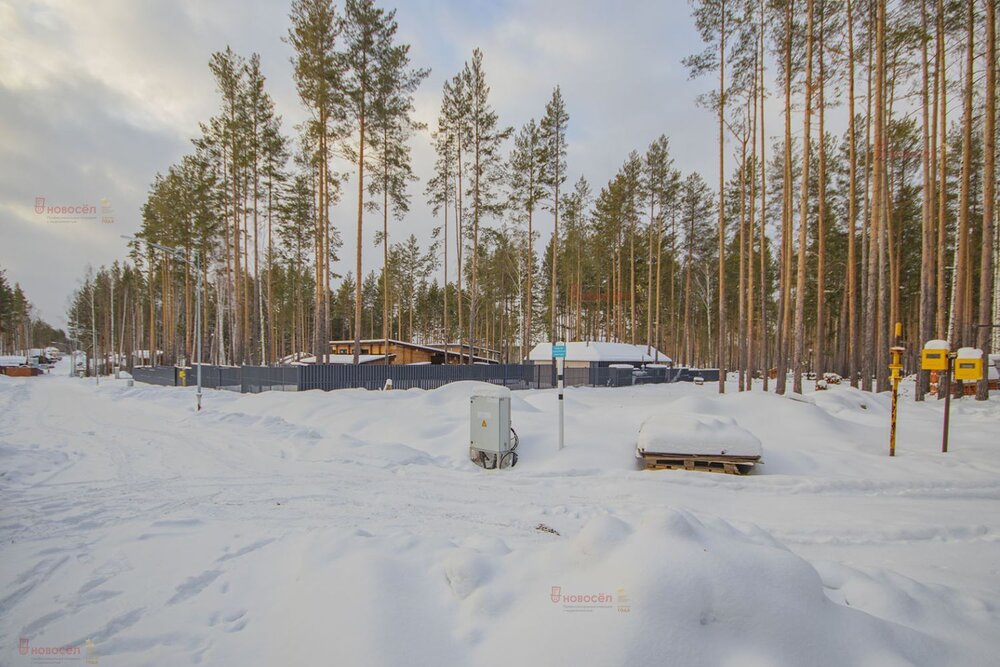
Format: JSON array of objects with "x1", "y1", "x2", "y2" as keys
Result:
[{"x1": 1, "y1": 0, "x2": 751, "y2": 329}]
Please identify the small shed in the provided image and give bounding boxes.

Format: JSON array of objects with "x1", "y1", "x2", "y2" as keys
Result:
[{"x1": 528, "y1": 341, "x2": 672, "y2": 369}]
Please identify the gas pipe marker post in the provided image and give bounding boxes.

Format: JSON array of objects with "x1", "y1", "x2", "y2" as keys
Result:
[
  {"x1": 888, "y1": 323, "x2": 904, "y2": 457},
  {"x1": 554, "y1": 341, "x2": 566, "y2": 450}
]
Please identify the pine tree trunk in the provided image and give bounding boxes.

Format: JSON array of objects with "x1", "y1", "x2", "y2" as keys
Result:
[
  {"x1": 383, "y1": 142, "x2": 390, "y2": 363},
  {"x1": 354, "y1": 99, "x2": 366, "y2": 363},
  {"x1": 950, "y1": 0, "x2": 974, "y2": 353},
  {"x1": 456, "y1": 147, "x2": 464, "y2": 362},
  {"x1": 747, "y1": 84, "x2": 757, "y2": 391},
  {"x1": 738, "y1": 138, "x2": 747, "y2": 392},
  {"x1": 935, "y1": 0, "x2": 948, "y2": 340},
  {"x1": 526, "y1": 204, "x2": 532, "y2": 355},
  {"x1": 551, "y1": 136, "x2": 561, "y2": 345},
  {"x1": 792, "y1": 0, "x2": 815, "y2": 395},
  {"x1": 717, "y1": 0, "x2": 727, "y2": 393},
  {"x1": 847, "y1": 0, "x2": 859, "y2": 387},
  {"x1": 470, "y1": 126, "x2": 481, "y2": 362},
  {"x1": 815, "y1": 0, "x2": 827, "y2": 379},
  {"x1": 647, "y1": 192, "x2": 655, "y2": 351},
  {"x1": 976, "y1": 0, "x2": 996, "y2": 400},
  {"x1": 759, "y1": 0, "x2": 768, "y2": 392},
  {"x1": 777, "y1": 0, "x2": 794, "y2": 395},
  {"x1": 918, "y1": 0, "x2": 936, "y2": 400}
]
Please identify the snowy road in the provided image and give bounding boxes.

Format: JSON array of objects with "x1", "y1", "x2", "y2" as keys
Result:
[{"x1": 2, "y1": 371, "x2": 999, "y2": 665}]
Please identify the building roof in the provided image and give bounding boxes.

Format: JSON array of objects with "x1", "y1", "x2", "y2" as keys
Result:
[
  {"x1": 528, "y1": 341, "x2": 672, "y2": 364},
  {"x1": 328, "y1": 338, "x2": 496, "y2": 363}
]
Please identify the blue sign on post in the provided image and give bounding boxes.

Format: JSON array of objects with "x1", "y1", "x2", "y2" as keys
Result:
[{"x1": 552, "y1": 343, "x2": 566, "y2": 359}]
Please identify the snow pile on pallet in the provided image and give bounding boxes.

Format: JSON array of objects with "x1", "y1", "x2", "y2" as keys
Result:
[{"x1": 637, "y1": 412, "x2": 762, "y2": 457}]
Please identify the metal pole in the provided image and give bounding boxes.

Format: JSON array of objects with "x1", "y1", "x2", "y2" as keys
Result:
[
  {"x1": 557, "y1": 356, "x2": 564, "y2": 450},
  {"x1": 889, "y1": 352, "x2": 901, "y2": 456},
  {"x1": 196, "y1": 250, "x2": 202, "y2": 412},
  {"x1": 888, "y1": 327, "x2": 904, "y2": 457},
  {"x1": 942, "y1": 354, "x2": 953, "y2": 453}
]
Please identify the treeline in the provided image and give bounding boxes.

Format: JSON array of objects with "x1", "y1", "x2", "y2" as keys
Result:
[
  {"x1": 68, "y1": 0, "x2": 997, "y2": 398},
  {"x1": 684, "y1": 0, "x2": 998, "y2": 398},
  {"x1": 0, "y1": 267, "x2": 67, "y2": 353}
]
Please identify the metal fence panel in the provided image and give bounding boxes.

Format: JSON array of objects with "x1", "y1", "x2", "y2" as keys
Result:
[
  {"x1": 298, "y1": 363, "x2": 551, "y2": 392},
  {"x1": 241, "y1": 365, "x2": 300, "y2": 393},
  {"x1": 132, "y1": 360, "x2": 717, "y2": 392},
  {"x1": 131, "y1": 366, "x2": 177, "y2": 386}
]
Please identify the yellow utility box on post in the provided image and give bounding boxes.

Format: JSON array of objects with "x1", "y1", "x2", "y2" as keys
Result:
[
  {"x1": 954, "y1": 348, "x2": 983, "y2": 381},
  {"x1": 921, "y1": 339, "x2": 950, "y2": 371}
]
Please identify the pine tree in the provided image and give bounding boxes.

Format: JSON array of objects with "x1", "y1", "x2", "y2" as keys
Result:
[
  {"x1": 367, "y1": 24, "x2": 428, "y2": 363},
  {"x1": 976, "y1": 0, "x2": 996, "y2": 399},
  {"x1": 427, "y1": 89, "x2": 457, "y2": 359},
  {"x1": 508, "y1": 119, "x2": 545, "y2": 354},
  {"x1": 539, "y1": 87, "x2": 569, "y2": 344},
  {"x1": 462, "y1": 48, "x2": 512, "y2": 362},
  {"x1": 287, "y1": 0, "x2": 341, "y2": 362}
]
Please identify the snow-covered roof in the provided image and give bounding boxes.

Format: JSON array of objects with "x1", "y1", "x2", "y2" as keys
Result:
[
  {"x1": 0, "y1": 355, "x2": 28, "y2": 367},
  {"x1": 956, "y1": 347, "x2": 982, "y2": 360},
  {"x1": 528, "y1": 341, "x2": 671, "y2": 363},
  {"x1": 924, "y1": 339, "x2": 951, "y2": 350}
]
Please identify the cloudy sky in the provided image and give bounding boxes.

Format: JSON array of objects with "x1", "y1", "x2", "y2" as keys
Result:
[{"x1": 1, "y1": 0, "x2": 733, "y2": 329}]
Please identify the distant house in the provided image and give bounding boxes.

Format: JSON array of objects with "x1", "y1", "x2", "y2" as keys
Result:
[
  {"x1": 528, "y1": 341, "x2": 672, "y2": 368},
  {"x1": 327, "y1": 339, "x2": 497, "y2": 365}
]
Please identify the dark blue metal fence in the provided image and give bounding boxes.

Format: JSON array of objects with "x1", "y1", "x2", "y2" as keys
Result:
[
  {"x1": 131, "y1": 366, "x2": 177, "y2": 386},
  {"x1": 299, "y1": 363, "x2": 553, "y2": 391},
  {"x1": 242, "y1": 365, "x2": 301, "y2": 393},
  {"x1": 132, "y1": 362, "x2": 718, "y2": 392}
]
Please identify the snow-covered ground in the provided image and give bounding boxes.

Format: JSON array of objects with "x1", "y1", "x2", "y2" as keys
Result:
[{"x1": 2, "y1": 365, "x2": 999, "y2": 665}]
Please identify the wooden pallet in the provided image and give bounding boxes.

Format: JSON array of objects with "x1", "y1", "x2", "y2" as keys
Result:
[{"x1": 640, "y1": 452, "x2": 760, "y2": 475}]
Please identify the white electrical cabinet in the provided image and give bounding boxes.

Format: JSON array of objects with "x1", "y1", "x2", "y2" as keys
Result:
[{"x1": 469, "y1": 389, "x2": 517, "y2": 469}]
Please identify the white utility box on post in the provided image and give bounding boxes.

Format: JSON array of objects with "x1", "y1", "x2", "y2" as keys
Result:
[{"x1": 469, "y1": 386, "x2": 518, "y2": 469}]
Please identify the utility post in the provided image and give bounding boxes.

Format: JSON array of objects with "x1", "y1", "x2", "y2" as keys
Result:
[
  {"x1": 921, "y1": 339, "x2": 953, "y2": 453},
  {"x1": 553, "y1": 341, "x2": 566, "y2": 450},
  {"x1": 942, "y1": 352, "x2": 954, "y2": 453},
  {"x1": 888, "y1": 322, "x2": 903, "y2": 457}
]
